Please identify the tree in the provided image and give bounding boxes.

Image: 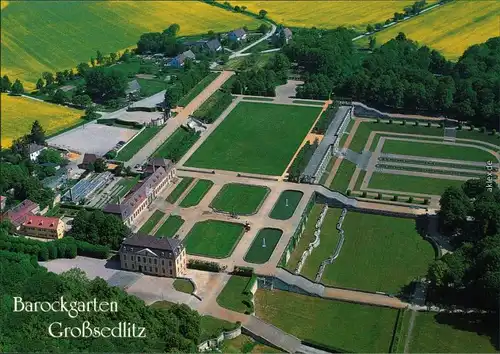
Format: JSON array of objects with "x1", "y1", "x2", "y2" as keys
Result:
[
  {"x1": 55, "y1": 71, "x2": 66, "y2": 85},
  {"x1": 72, "y1": 94, "x2": 92, "y2": 108},
  {"x1": 29, "y1": 120, "x2": 46, "y2": 145},
  {"x1": 35, "y1": 78, "x2": 44, "y2": 91},
  {"x1": 1, "y1": 75, "x2": 12, "y2": 92},
  {"x1": 94, "y1": 158, "x2": 107, "y2": 173},
  {"x1": 96, "y1": 50, "x2": 104, "y2": 64},
  {"x1": 369, "y1": 36, "x2": 376, "y2": 50},
  {"x1": 366, "y1": 24, "x2": 374, "y2": 33},
  {"x1": 258, "y1": 23, "x2": 270, "y2": 34},
  {"x1": 164, "y1": 86, "x2": 182, "y2": 108},
  {"x1": 258, "y1": 9, "x2": 268, "y2": 18},
  {"x1": 70, "y1": 210, "x2": 129, "y2": 249},
  {"x1": 37, "y1": 149, "x2": 65, "y2": 165},
  {"x1": 42, "y1": 72, "x2": 54, "y2": 86},
  {"x1": 120, "y1": 49, "x2": 131, "y2": 63},
  {"x1": 234, "y1": 5, "x2": 241, "y2": 12},
  {"x1": 164, "y1": 23, "x2": 180, "y2": 37},
  {"x1": 90, "y1": 57, "x2": 96, "y2": 67},
  {"x1": 76, "y1": 62, "x2": 90, "y2": 77},
  {"x1": 439, "y1": 186, "x2": 471, "y2": 235},
  {"x1": 10, "y1": 79, "x2": 24, "y2": 95},
  {"x1": 84, "y1": 68, "x2": 127, "y2": 101},
  {"x1": 51, "y1": 89, "x2": 68, "y2": 104},
  {"x1": 114, "y1": 163, "x2": 123, "y2": 176},
  {"x1": 110, "y1": 52, "x2": 117, "y2": 63},
  {"x1": 84, "y1": 105, "x2": 99, "y2": 120}
]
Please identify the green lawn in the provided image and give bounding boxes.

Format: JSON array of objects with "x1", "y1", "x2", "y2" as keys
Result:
[
  {"x1": 329, "y1": 159, "x2": 356, "y2": 193},
  {"x1": 368, "y1": 172, "x2": 465, "y2": 195},
  {"x1": 269, "y1": 190, "x2": 303, "y2": 220},
  {"x1": 321, "y1": 211, "x2": 435, "y2": 294},
  {"x1": 166, "y1": 177, "x2": 194, "y2": 203},
  {"x1": 210, "y1": 183, "x2": 269, "y2": 215},
  {"x1": 112, "y1": 176, "x2": 140, "y2": 202},
  {"x1": 184, "y1": 220, "x2": 245, "y2": 258},
  {"x1": 153, "y1": 126, "x2": 199, "y2": 162},
  {"x1": 179, "y1": 179, "x2": 214, "y2": 207},
  {"x1": 381, "y1": 139, "x2": 496, "y2": 162},
  {"x1": 137, "y1": 78, "x2": 167, "y2": 96},
  {"x1": 216, "y1": 275, "x2": 253, "y2": 313},
  {"x1": 255, "y1": 289, "x2": 398, "y2": 352},
  {"x1": 155, "y1": 215, "x2": 184, "y2": 238},
  {"x1": 185, "y1": 102, "x2": 321, "y2": 175},
  {"x1": 285, "y1": 205, "x2": 323, "y2": 272},
  {"x1": 221, "y1": 334, "x2": 283, "y2": 353},
  {"x1": 406, "y1": 312, "x2": 498, "y2": 353},
  {"x1": 139, "y1": 210, "x2": 165, "y2": 234},
  {"x1": 244, "y1": 228, "x2": 283, "y2": 264},
  {"x1": 115, "y1": 126, "x2": 162, "y2": 161},
  {"x1": 300, "y1": 208, "x2": 342, "y2": 280},
  {"x1": 200, "y1": 315, "x2": 239, "y2": 343},
  {"x1": 173, "y1": 279, "x2": 194, "y2": 294},
  {"x1": 177, "y1": 72, "x2": 220, "y2": 107}
]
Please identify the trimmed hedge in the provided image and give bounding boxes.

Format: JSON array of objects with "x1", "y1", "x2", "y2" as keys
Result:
[
  {"x1": 0, "y1": 234, "x2": 109, "y2": 261},
  {"x1": 243, "y1": 274, "x2": 257, "y2": 295},
  {"x1": 389, "y1": 308, "x2": 406, "y2": 353},
  {"x1": 232, "y1": 265, "x2": 254, "y2": 276},
  {"x1": 188, "y1": 259, "x2": 221, "y2": 272}
]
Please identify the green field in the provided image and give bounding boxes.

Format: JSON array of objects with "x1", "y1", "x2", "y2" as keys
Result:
[
  {"x1": 1, "y1": 1, "x2": 261, "y2": 86},
  {"x1": 255, "y1": 289, "x2": 398, "y2": 352},
  {"x1": 179, "y1": 179, "x2": 214, "y2": 208},
  {"x1": 166, "y1": 177, "x2": 194, "y2": 203},
  {"x1": 329, "y1": 159, "x2": 357, "y2": 193},
  {"x1": 155, "y1": 215, "x2": 184, "y2": 238},
  {"x1": 269, "y1": 190, "x2": 303, "y2": 220},
  {"x1": 184, "y1": 220, "x2": 245, "y2": 258},
  {"x1": 285, "y1": 205, "x2": 323, "y2": 272},
  {"x1": 320, "y1": 211, "x2": 435, "y2": 293},
  {"x1": 244, "y1": 228, "x2": 283, "y2": 264},
  {"x1": 300, "y1": 208, "x2": 342, "y2": 280},
  {"x1": 153, "y1": 126, "x2": 199, "y2": 162},
  {"x1": 216, "y1": 275, "x2": 253, "y2": 314},
  {"x1": 136, "y1": 78, "x2": 167, "y2": 96},
  {"x1": 405, "y1": 312, "x2": 498, "y2": 353},
  {"x1": 368, "y1": 172, "x2": 465, "y2": 195},
  {"x1": 115, "y1": 126, "x2": 162, "y2": 161},
  {"x1": 177, "y1": 72, "x2": 220, "y2": 107},
  {"x1": 173, "y1": 279, "x2": 194, "y2": 294},
  {"x1": 210, "y1": 183, "x2": 269, "y2": 215},
  {"x1": 381, "y1": 139, "x2": 496, "y2": 162},
  {"x1": 139, "y1": 210, "x2": 165, "y2": 234},
  {"x1": 185, "y1": 102, "x2": 321, "y2": 175}
]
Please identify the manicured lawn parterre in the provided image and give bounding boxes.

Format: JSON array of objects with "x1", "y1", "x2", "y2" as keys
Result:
[
  {"x1": 300, "y1": 208, "x2": 342, "y2": 281},
  {"x1": 166, "y1": 177, "x2": 194, "y2": 203},
  {"x1": 210, "y1": 183, "x2": 269, "y2": 215},
  {"x1": 155, "y1": 215, "x2": 184, "y2": 238},
  {"x1": 173, "y1": 279, "x2": 194, "y2": 294},
  {"x1": 244, "y1": 228, "x2": 283, "y2": 264},
  {"x1": 216, "y1": 275, "x2": 253, "y2": 313},
  {"x1": 329, "y1": 159, "x2": 356, "y2": 193},
  {"x1": 285, "y1": 205, "x2": 323, "y2": 272},
  {"x1": 368, "y1": 172, "x2": 465, "y2": 195},
  {"x1": 186, "y1": 102, "x2": 321, "y2": 175},
  {"x1": 184, "y1": 220, "x2": 245, "y2": 258},
  {"x1": 177, "y1": 72, "x2": 219, "y2": 107},
  {"x1": 179, "y1": 179, "x2": 214, "y2": 207},
  {"x1": 381, "y1": 139, "x2": 497, "y2": 162},
  {"x1": 139, "y1": 210, "x2": 165, "y2": 234},
  {"x1": 269, "y1": 190, "x2": 303, "y2": 220},
  {"x1": 115, "y1": 126, "x2": 162, "y2": 161},
  {"x1": 405, "y1": 312, "x2": 498, "y2": 353},
  {"x1": 321, "y1": 211, "x2": 435, "y2": 293},
  {"x1": 153, "y1": 126, "x2": 199, "y2": 162},
  {"x1": 255, "y1": 289, "x2": 398, "y2": 352}
]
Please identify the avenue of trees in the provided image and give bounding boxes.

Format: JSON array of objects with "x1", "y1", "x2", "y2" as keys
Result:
[
  {"x1": 0, "y1": 252, "x2": 204, "y2": 352},
  {"x1": 427, "y1": 177, "x2": 500, "y2": 310},
  {"x1": 164, "y1": 62, "x2": 210, "y2": 108}
]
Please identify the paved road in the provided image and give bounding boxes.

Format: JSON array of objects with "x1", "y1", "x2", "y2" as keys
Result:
[
  {"x1": 229, "y1": 24, "x2": 277, "y2": 59},
  {"x1": 125, "y1": 71, "x2": 234, "y2": 167}
]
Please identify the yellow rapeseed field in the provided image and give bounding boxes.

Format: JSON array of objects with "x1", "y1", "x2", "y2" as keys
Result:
[
  {"x1": 370, "y1": 1, "x2": 500, "y2": 60},
  {"x1": 1, "y1": 1, "x2": 261, "y2": 86},
  {"x1": 232, "y1": 0, "x2": 438, "y2": 30},
  {"x1": 1, "y1": 94, "x2": 82, "y2": 147}
]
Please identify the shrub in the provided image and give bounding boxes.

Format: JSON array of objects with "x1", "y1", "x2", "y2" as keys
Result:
[
  {"x1": 492, "y1": 129, "x2": 497, "y2": 135},
  {"x1": 389, "y1": 119, "x2": 393, "y2": 124},
  {"x1": 414, "y1": 121, "x2": 419, "y2": 126},
  {"x1": 402, "y1": 120, "x2": 406, "y2": 126},
  {"x1": 376, "y1": 193, "x2": 382, "y2": 200},
  {"x1": 188, "y1": 259, "x2": 221, "y2": 272},
  {"x1": 457, "y1": 124, "x2": 462, "y2": 130},
  {"x1": 232, "y1": 266, "x2": 254, "y2": 276},
  {"x1": 424, "y1": 198, "x2": 430, "y2": 205},
  {"x1": 376, "y1": 118, "x2": 381, "y2": 123},
  {"x1": 427, "y1": 122, "x2": 431, "y2": 128},
  {"x1": 243, "y1": 275, "x2": 257, "y2": 295},
  {"x1": 408, "y1": 196, "x2": 414, "y2": 203},
  {"x1": 470, "y1": 125, "x2": 475, "y2": 131},
  {"x1": 392, "y1": 195, "x2": 398, "y2": 201},
  {"x1": 346, "y1": 189, "x2": 351, "y2": 196},
  {"x1": 362, "y1": 191, "x2": 367, "y2": 198},
  {"x1": 481, "y1": 126, "x2": 487, "y2": 133}
]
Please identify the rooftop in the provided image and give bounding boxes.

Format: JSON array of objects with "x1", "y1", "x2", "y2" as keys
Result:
[
  {"x1": 23, "y1": 215, "x2": 61, "y2": 230},
  {"x1": 28, "y1": 143, "x2": 45, "y2": 154},
  {"x1": 122, "y1": 232, "x2": 182, "y2": 252}
]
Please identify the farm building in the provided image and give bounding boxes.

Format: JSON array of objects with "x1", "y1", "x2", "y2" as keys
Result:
[
  {"x1": 169, "y1": 50, "x2": 196, "y2": 68},
  {"x1": 184, "y1": 38, "x2": 222, "y2": 53},
  {"x1": 119, "y1": 233, "x2": 187, "y2": 277},
  {"x1": 228, "y1": 28, "x2": 247, "y2": 41},
  {"x1": 28, "y1": 143, "x2": 46, "y2": 161},
  {"x1": 103, "y1": 164, "x2": 176, "y2": 227}
]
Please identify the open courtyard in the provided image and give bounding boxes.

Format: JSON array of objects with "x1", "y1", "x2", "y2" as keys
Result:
[{"x1": 185, "y1": 102, "x2": 321, "y2": 175}]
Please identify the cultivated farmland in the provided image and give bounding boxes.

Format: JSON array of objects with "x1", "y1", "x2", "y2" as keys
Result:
[
  {"x1": 185, "y1": 102, "x2": 321, "y2": 175},
  {"x1": 232, "y1": 1, "x2": 430, "y2": 30},
  {"x1": 369, "y1": 0, "x2": 500, "y2": 60},
  {"x1": 1, "y1": 94, "x2": 82, "y2": 147},
  {"x1": 1, "y1": 1, "x2": 262, "y2": 85}
]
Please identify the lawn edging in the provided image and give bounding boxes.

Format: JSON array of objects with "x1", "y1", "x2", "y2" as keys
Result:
[
  {"x1": 389, "y1": 308, "x2": 406, "y2": 353},
  {"x1": 175, "y1": 277, "x2": 201, "y2": 300}
]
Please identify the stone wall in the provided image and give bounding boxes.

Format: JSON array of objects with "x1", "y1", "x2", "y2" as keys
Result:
[{"x1": 197, "y1": 325, "x2": 242, "y2": 352}]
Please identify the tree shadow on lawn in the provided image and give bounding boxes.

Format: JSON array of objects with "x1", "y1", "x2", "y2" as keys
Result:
[{"x1": 433, "y1": 312, "x2": 499, "y2": 350}]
